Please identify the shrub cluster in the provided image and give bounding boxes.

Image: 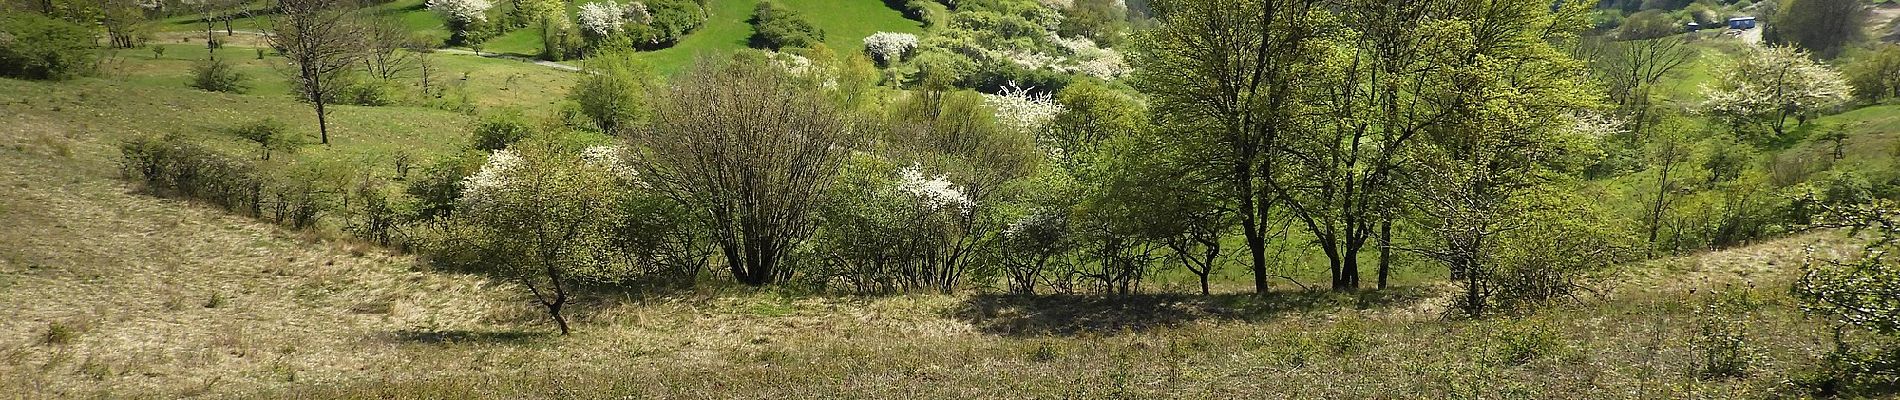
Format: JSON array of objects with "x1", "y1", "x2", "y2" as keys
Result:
[
  {"x1": 749, "y1": 1, "x2": 824, "y2": 50},
  {"x1": 190, "y1": 56, "x2": 250, "y2": 94},
  {"x1": 0, "y1": 14, "x2": 97, "y2": 81}
]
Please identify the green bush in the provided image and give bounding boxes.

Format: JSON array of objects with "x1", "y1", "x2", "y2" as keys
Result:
[
  {"x1": 190, "y1": 56, "x2": 250, "y2": 94},
  {"x1": 0, "y1": 13, "x2": 98, "y2": 80},
  {"x1": 471, "y1": 111, "x2": 534, "y2": 151},
  {"x1": 568, "y1": 53, "x2": 655, "y2": 134},
  {"x1": 749, "y1": 1, "x2": 824, "y2": 50},
  {"x1": 406, "y1": 151, "x2": 484, "y2": 221},
  {"x1": 119, "y1": 135, "x2": 340, "y2": 229},
  {"x1": 230, "y1": 118, "x2": 299, "y2": 160},
  {"x1": 337, "y1": 80, "x2": 404, "y2": 106},
  {"x1": 1694, "y1": 289, "x2": 1758, "y2": 379}
]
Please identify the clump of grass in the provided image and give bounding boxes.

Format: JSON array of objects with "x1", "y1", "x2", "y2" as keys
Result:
[
  {"x1": 1492, "y1": 320, "x2": 1562, "y2": 366},
  {"x1": 1323, "y1": 319, "x2": 1368, "y2": 355},
  {"x1": 1028, "y1": 341, "x2": 1063, "y2": 363},
  {"x1": 350, "y1": 300, "x2": 395, "y2": 315},
  {"x1": 204, "y1": 292, "x2": 227, "y2": 309},
  {"x1": 42, "y1": 321, "x2": 82, "y2": 345}
]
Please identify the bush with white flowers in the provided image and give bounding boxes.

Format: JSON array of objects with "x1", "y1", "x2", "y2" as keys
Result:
[
  {"x1": 863, "y1": 32, "x2": 919, "y2": 66},
  {"x1": 983, "y1": 82, "x2": 1064, "y2": 134},
  {"x1": 458, "y1": 149, "x2": 521, "y2": 208},
  {"x1": 896, "y1": 163, "x2": 973, "y2": 212},
  {"x1": 577, "y1": 1, "x2": 627, "y2": 38},
  {"x1": 428, "y1": 0, "x2": 492, "y2": 25}
]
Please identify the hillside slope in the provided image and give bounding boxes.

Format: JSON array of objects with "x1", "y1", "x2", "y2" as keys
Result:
[{"x1": 0, "y1": 75, "x2": 1861, "y2": 396}]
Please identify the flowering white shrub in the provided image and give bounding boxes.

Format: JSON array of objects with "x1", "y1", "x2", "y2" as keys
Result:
[
  {"x1": 983, "y1": 82, "x2": 1065, "y2": 134},
  {"x1": 1701, "y1": 46, "x2": 1851, "y2": 134},
  {"x1": 764, "y1": 50, "x2": 814, "y2": 74},
  {"x1": 897, "y1": 164, "x2": 973, "y2": 212},
  {"x1": 1004, "y1": 49, "x2": 1063, "y2": 72},
  {"x1": 625, "y1": 1, "x2": 653, "y2": 25},
  {"x1": 460, "y1": 149, "x2": 521, "y2": 208},
  {"x1": 1052, "y1": 35, "x2": 1128, "y2": 79},
  {"x1": 1565, "y1": 112, "x2": 1628, "y2": 139},
  {"x1": 428, "y1": 0, "x2": 493, "y2": 24},
  {"x1": 578, "y1": 1, "x2": 627, "y2": 37},
  {"x1": 862, "y1": 32, "x2": 919, "y2": 65},
  {"x1": 582, "y1": 145, "x2": 644, "y2": 185}
]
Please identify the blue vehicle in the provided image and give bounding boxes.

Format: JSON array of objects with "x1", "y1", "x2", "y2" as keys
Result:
[{"x1": 1727, "y1": 17, "x2": 1757, "y2": 30}]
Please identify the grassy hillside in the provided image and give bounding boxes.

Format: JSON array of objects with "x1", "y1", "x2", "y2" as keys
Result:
[
  {"x1": 0, "y1": 57, "x2": 1884, "y2": 397},
  {"x1": 9, "y1": 3, "x2": 1900, "y2": 397},
  {"x1": 480, "y1": 0, "x2": 924, "y2": 74},
  {"x1": 0, "y1": 100, "x2": 1859, "y2": 395}
]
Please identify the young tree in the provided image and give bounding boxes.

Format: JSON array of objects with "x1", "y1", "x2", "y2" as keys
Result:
[
  {"x1": 1642, "y1": 115, "x2": 1696, "y2": 248},
  {"x1": 457, "y1": 140, "x2": 631, "y2": 335},
  {"x1": 879, "y1": 88, "x2": 1042, "y2": 292},
  {"x1": 1703, "y1": 46, "x2": 1851, "y2": 143},
  {"x1": 568, "y1": 51, "x2": 656, "y2": 134},
  {"x1": 1396, "y1": 0, "x2": 1601, "y2": 316},
  {"x1": 429, "y1": 0, "x2": 492, "y2": 46},
  {"x1": 1795, "y1": 200, "x2": 1900, "y2": 383},
  {"x1": 1272, "y1": 0, "x2": 1450, "y2": 291},
  {"x1": 1130, "y1": 0, "x2": 1316, "y2": 294},
  {"x1": 632, "y1": 57, "x2": 856, "y2": 286},
  {"x1": 363, "y1": 16, "x2": 423, "y2": 82},
  {"x1": 99, "y1": 0, "x2": 147, "y2": 49},
  {"x1": 1586, "y1": 36, "x2": 1695, "y2": 139},
  {"x1": 270, "y1": 0, "x2": 366, "y2": 145}
]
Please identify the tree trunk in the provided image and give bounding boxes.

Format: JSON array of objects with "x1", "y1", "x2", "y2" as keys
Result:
[
  {"x1": 547, "y1": 299, "x2": 569, "y2": 335},
  {"x1": 315, "y1": 99, "x2": 330, "y2": 144},
  {"x1": 1239, "y1": 164, "x2": 1269, "y2": 294},
  {"x1": 1377, "y1": 219, "x2": 1391, "y2": 290}
]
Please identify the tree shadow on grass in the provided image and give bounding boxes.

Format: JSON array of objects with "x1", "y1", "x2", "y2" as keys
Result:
[
  {"x1": 952, "y1": 288, "x2": 1435, "y2": 337},
  {"x1": 385, "y1": 329, "x2": 548, "y2": 345}
]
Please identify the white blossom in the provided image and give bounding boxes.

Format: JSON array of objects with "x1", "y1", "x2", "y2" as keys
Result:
[
  {"x1": 582, "y1": 145, "x2": 643, "y2": 185},
  {"x1": 983, "y1": 82, "x2": 1065, "y2": 133},
  {"x1": 862, "y1": 32, "x2": 919, "y2": 65},
  {"x1": 1566, "y1": 112, "x2": 1627, "y2": 139},
  {"x1": 1702, "y1": 46, "x2": 1851, "y2": 127},
  {"x1": 765, "y1": 50, "x2": 813, "y2": 74},
  {"x1": 625, "y1": 1, "x2": 652, "y2": 25},
  {"x1": 1004, "y1": 49, "x2": 1064, "y2": 71},
  {"x1": 428, "y1": 0, "x2": 493, "y2": 24},
  {"x1": 460, "y1": 149, "x2": 521, "y2": 208},
  {"x1": 897, "y1": 164, "x2": 973, "y2": 212},
  {"x1": 1052, "y1": 35, "x2": 1128, "y2": 80},
  {"x1": 578, "y1": 1, "x2": 626, "y2": 37}
]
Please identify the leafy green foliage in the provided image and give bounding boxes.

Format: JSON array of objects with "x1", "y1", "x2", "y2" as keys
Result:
[
  {"x1": 568, "y1": 52, "x2": 655, "y2": 134},
  {"x1": 449, "y1": 137, "x2": 637, "y2": 334},
  {"x1": 749, "y1": 1, "x2": 824, "y2": 50},
  {"x1": 231, "y1": 118, "x2": 299, "y2": 161},
  {"x1": 1767, "y1": 0, "x2": 1867, "y2": 59},
  {"x1": 0, "y1": 13, "x2": 97, "y2": 80},
  {"x1": 1797, "y1": 201, "x2": 1900, "y2": 335},
  {"x1": 470, "y1": 110, "x2": 533, "y2": 151},
  {"x1": 1845, "y1": 44, "x2": 1900, "y2": 102},
  {"x1": 190, "y1": 56, "x2": 250, "y2": 94}
]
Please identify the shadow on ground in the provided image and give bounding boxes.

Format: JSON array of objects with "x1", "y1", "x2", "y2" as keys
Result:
[
  {"x1": 385, "y1": 329, "x2": 548, "y2": 344},
  {"x1": 952, "y1": 288, "x2": 1434, "y2": 337}
]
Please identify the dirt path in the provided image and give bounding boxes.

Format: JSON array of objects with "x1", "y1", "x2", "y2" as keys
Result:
[{"x1": 433, "y1": 48, "x2": 582, "y2": 72}]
